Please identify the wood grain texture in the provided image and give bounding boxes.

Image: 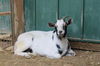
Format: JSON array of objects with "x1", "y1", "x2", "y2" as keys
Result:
[
  {"x1": 0, "y1": 11, "x2": 11, "y2": 15},
  {"x1": 71, "y1": 41, "x2": 100, "y2": 52},
  {"x1": 11, "y1": 0, "x2": 24, "y2": 43}
]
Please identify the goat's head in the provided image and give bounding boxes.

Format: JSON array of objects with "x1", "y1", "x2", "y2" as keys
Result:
[{"x1": 48, "y1": 16, "x2": 72, "y2": 39}]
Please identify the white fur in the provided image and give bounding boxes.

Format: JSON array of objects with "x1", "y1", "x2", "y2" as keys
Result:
[
  {"x1": 14, "y1": 19, "x2": 76, "y2": 59},
  {"x1": 14, "y1": 31, "x2": 75, "y2": 59}
]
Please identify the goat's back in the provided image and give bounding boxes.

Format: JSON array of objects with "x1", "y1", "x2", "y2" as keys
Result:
[
  {"x1": 16, "y1": 31, "x2": 58, "y2": 56},
  {"x1": 17, "y1": 31, "x2": 53, "y2": 40}
]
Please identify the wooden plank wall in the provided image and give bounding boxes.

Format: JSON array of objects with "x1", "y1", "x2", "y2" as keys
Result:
[
  {"x1": 0, "y1": 0, "x2": 11, "y2": 34},
  {"x1": 11, "y1": 0, "x2": 24, "y2": 44}
]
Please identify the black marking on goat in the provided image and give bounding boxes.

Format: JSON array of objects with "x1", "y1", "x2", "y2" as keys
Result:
[
  {"x1": 58, "y1": 50, "x2": 63, "y2": 54},
  {"x1": 56, "y1": 44, "x2": 63, "y2": 54},
  {"x1": 63, "y1": 25, "x2": 67, "y2": 38},
  {"x1": 56, "y1": 44, "x2": 60, "y2": 49},
  {"x1": 52, "y1": 35, "x2": 54, "y2": 40},
  {"x1": 62, "y1": 43, "x2": 71, "y2": 56},
  {"x1": 53, "y1": 30, "x2": 56, "y2": 33},
  {"x1": 23, "y1": 48, "x2": 33, "y2": 53},
  {"x1": 54, "y1": 27, "x2": 58, "y2": 36},
  {"x1": 54, "y1": 28, "x2": 62, "y2": 40},
  {"x1": 52, "y1": 31, "x2": 56, "y2": 40},
  {"x1": 32, "y1": 37, "x2": 34, "y2": 41},
  {"x1": 54, "y1": 27, "x2": 62, "y2": 40}
]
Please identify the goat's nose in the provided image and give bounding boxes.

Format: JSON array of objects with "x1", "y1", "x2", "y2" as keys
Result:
[{"x1": 59, "y1": 31, "x2": 62, "y2": 34}]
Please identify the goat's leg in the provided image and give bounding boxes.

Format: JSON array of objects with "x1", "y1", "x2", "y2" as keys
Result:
[
  {"x1": 46, "y1": 52, "x2": 61, "y2": 59},
  {"x1": 28, "y1": 48, "x2": 37, "y2": 56},
  {"x1": 14, "y1": 41, "x2": 31, "y2": 58},
  {"x1": 66, "y1": 48, "x2": 76, "y2": 56}
]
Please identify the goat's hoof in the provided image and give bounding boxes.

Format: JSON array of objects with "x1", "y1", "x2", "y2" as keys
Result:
[
  {"x1": 28, "y1": 53, "x2": 37, "y2": 56},
  {"x1": 71, "y1": 52, "x2": 76, "y2": 56},
  {"x1": 55, "y1": 54, "x2": 61, "y2": 59},
  {"x1": 48, "y1": 54, "x2": 61, "y2": 59},
  {"x1": 25, "y1": 55, "x2": 31, "y2": 59},
  {"x1": 66, "y1": 52, "x2": 76, "y2": 56}
]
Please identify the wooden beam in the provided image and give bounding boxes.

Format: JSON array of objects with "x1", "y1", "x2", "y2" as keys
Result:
[
  {"x1": 70, "y1": 41, "x2": 100, "y2": 52},
  {"x1": 0, "y1": 11, "x2": 11, "y2": 15},
  {"x1": 11, "y1": 0, "x2": 24, "y2": 44}
]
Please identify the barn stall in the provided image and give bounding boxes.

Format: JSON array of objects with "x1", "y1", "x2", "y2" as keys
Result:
[{"x1": 0, "y1": 0, "x2": 100, "y2": 66}]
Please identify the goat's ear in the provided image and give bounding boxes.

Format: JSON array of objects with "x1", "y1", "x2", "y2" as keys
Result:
[
  {"x1": 48, "y1": 23, "x2": 55, "y2": 27},
  {"x1": 66, "y1": 19, "x2": 72, "y2": 25}
]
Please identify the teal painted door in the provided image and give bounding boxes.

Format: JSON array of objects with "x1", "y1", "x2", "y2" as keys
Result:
[
  {"x1": 24, "y1": 0, "x2": 35, "y2": 31},
  {"x1": 24, "y1": 0, "x2": 83, "y2": 38},
  {"x1": 83, "y1": 0, "x2": 100, "y2": 40},
  {"x1": 24, "y1": 0, "x2": 100, "y2": 42},
  {"x1": 36, "y1": 0, "x2": 58, "y2": 31},
  {"x1": 0, "y1": 0, "x2": 11, "y2": 34},
  {"x1": 59, "y1": 0, "x2": 83, "y2": 38},
  {"x1": 24, "y1": 0, "x2": 58, "y2": 31}
]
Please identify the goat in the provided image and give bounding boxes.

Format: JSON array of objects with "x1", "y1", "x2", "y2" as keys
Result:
[{"x1": 14, "y1": 16, "x2": 76, "y2": 59}]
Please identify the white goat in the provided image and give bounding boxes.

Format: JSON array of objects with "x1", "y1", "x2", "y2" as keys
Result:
[{"x1": 14, "y1": 17, "x2": 76, "y2": 59}]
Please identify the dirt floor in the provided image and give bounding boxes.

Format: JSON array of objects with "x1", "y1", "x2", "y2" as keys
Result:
[{"x1": 0, "y1": 50, "x2": 99, "y2": 66}]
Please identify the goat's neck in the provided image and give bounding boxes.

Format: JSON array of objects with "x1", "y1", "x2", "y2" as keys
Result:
[
  {"x1": 53, "y1": 31, "x2": 63, "y2": 42},
  {"x1": 52, "y1": 31, "x2": 69, "y2": 50}
]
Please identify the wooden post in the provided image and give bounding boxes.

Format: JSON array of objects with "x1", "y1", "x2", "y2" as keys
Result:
[{"x1": 11, "y1": 0, "x2": 25, "y2": 44}]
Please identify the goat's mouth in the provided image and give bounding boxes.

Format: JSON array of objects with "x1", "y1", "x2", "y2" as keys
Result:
[{"x1": 58, "y1": 34, "x2": 64, "y2": 39}]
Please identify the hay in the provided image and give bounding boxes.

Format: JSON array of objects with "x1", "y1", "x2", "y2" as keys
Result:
[{"x1": 0, "y1": 47, "x2": 4, "y2": 51}]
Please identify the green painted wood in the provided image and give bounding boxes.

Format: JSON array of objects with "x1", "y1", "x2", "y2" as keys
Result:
[
  {"x1": 24, "y1": 0, "x2": 100, "y2": 43},
  {"x1": 0, "y1": 0, "x2": 10, "y2": 12},
  {"x1": 24, "y1": 0, "x2": 36, "y2": 31},
  {"x1": 0, "y1": 0, "x2": 11, "y2": 34},
  {"x1": 59, "y1": 0, "x2": 83, "y2": 38},
  {"x1": 83, "y1": 0, "x2": 100, "y2": 40},
  {"x1": 0, "y1": 15, "x2": 11, "y2": 34},
  {"x1": 36, "y1": 0, "x2": 58, "y2": 31}
]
